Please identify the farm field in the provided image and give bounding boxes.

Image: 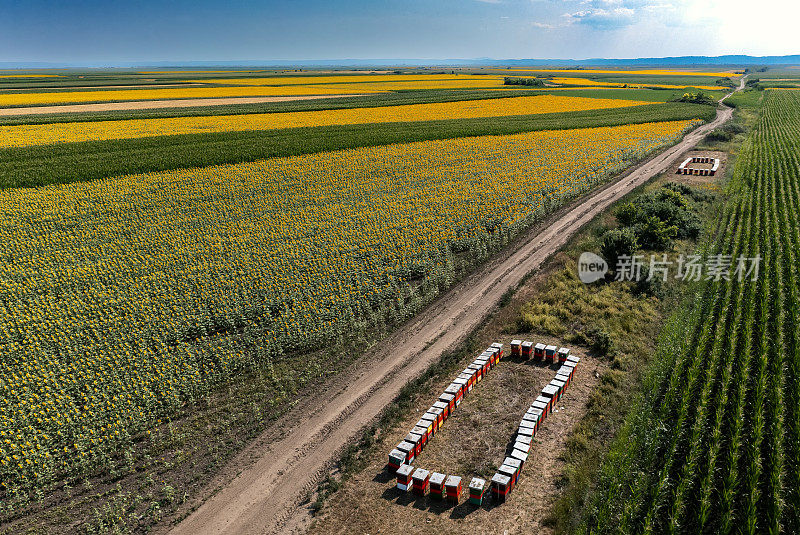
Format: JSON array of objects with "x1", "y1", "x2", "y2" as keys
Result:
[
  {"x1": 0, "y1": 94, "x2": 652, "y2": 148},
  {"x1": 0, "y1": 64, "x2": 743, "y2": 534},
  {"x1": 579, "y1": 88, "x2": 800, "y2": 533}
]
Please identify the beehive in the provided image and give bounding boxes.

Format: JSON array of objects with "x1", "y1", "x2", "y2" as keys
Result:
[
  {"x1": 545, "y1": 345, "x2": 558, "y2": 363},
  {"x1": 406, "y1": 430, "x2": 424, "y2": 455},
  {"x1": 534, "y1": 396, "x2": 550, "y2": 418},
  {"x1": 396, "y1": 440, "x2": 415, "y2": 464},
  {"x1": 534, "y1": 342, "x2": 546, "y2": 360},
  {"x1": 511, "y1": 448, "x2": 529, "y2": 465},
  {"x1": 388, "y1": 449, "x2": 405, "y2": 471},
  {"x1": 555, "y1": 372, "x2": 571, "y2": 389},
  {"x1": 444, "y1": 383, "x2": 462, "y2": 407},
  {"x1": 550, "y1": 378, "x2": 566, "y2": 400},
  {"x1": 490, "y1": 342, "x2": 504, "y2": 357},
  {"x1": 423, "y1": 409, "x2": 440, "y2": 433},
  {"x1": 445, "y1": 475, "x2": 462, "y2": 503},
  {"x1": 542, "y1": 385, "x2": 559, "y2": 410},
  {"x1": 510, "y1": 339, "x2": 522, "y2": 358},
  {"x1": 557, "y1": 347, "x2": 571, "y2": 363},
  {"x1": 498, "y1": 464, "x2": 517, "y2": 488},
  {"x1": 566, "y1": 355, "x2": 580, "y2": 365},
  {"x1": 491, "y1": 473, "x2": 511, "y2": 502},
  {"x1": 433, "y1": 400, "x2": 450, "y2": 421},
  {"x1": 429, "y1": 472, "x2": 446, "y2": 499},
  {"x1": 469, "y1": 477, "x2": 486, "y2": 505},
  {"x1": 468, "y1": 363, "x2": 483, "y2": 382},
  {"x1": 504, "y1": 457, "x2": 522, "y2": 483},
  {"x1": 513, "y1": 440, "x2": 530, "y2": 454},
  {"x1": 396, "y1": 464, "x2": 415, "y2": 491},
  {"x1": 521, "y1": 341, "x2": 533, "y2": 359},
  {"x1": 412, "y1": 468, "x2": 430, "y2": 496},
  {"x1": 516, "y1": 433, "x2": 533, "y2": 446}
]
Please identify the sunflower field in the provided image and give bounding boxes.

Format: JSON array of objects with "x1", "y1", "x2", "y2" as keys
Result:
[{"x1": 0, "y1": 118, "x2": 700, "y2": 503}]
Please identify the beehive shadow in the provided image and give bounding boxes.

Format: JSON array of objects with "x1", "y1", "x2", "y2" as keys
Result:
[
  {"x1": 373, "y1": 468, "x2": 394, "y2": 483},
  {"x1": 424, "y1": 498, "x2": 457, "y2": 515},
  {"x1": 449, "y1": 500, "x2": 479, "y2": 519}
]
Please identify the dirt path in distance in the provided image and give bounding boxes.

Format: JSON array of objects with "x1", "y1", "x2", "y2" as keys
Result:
[
  {"x1": 0, "y1": 94, "x2": 369, "y2": 116},
  {"x1": 165, "y1": 101, "x2": 732, "y2": 535}
]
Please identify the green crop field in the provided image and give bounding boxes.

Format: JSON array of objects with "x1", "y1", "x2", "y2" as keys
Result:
[{"x1": 581, "y1": 89, "x2": 800, "y2": 534}]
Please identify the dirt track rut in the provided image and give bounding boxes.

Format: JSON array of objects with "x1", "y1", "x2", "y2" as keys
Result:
[{"x1": 168, "y1": 97, "x2": 736, "y2": 535}]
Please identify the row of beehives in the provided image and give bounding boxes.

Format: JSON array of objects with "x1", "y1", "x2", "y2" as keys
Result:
[
  {"x1": 677, "y1": 156, "x2": 720, "y2": 176},
  {"x1": 510, "y1": 339, "x2": 571, "y2": 363},
  {"x1": 388, "y1": 341, "x2": 579, "y2": 505},
  {"x1": 491, "y1": 353, "x2": 580, "y2": 502},
  {"x1": 388, "y1": 342, "x2": 506, "y2": 470}
]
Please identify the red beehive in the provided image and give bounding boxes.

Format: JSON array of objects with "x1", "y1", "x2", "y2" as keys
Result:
[
  {"x1": 445, "y1": 383, "x2": 462, "y2": 407},
  {"x1": 490, "y1": 342, "x2": 504, "y2": 359},
  {"x1": 396, "y1": 464, "x2": 415, "y2": 491},
  {"x1": 542, "y1": 385, "x2": 559, "y2": 410},
  {"x1": 433, "y1": 400, "x2": 450, "y2": 421},
  {"x1": 487, "y1": 347, "x2": 500, "y2": 366},
  {"x1": 412, "y1": 468, "x2": 430, "y2": 496},
  {"x1": 424, "y1": 409, "x2": 441, "y2": 433},
  {"x1": 533, "y1": 342, "x2": 546, "y2": 360},
  {"x1": 388, "y1": 449, "x2": 405, "y2": 471},
  {"x1": 468, "y1": 363, "x2": 483, "y2": 382},
  {"x1": 429, "y1": 472, "x2": 446, "y2": 499},
  {"x1": 557, "y1": 347, "x2": 570, "y2": 363},
  {"x1": 534, "y1": 396, "x2": 550, "y2": 419},
  {"x1": 406, "y1": 430, "x2": 424, "y2": 456},
  {"x1": 550, "y1": 378, "x2": 566, "y2": 400},
  {"x1": 453, "y1": 377, "x2": 468, "y2": 403},
  {"x1": 439, "y1": 392, "x2": 456, "y2": 413},
  {"x1": 445, "y1": 475, "x2": 462, "y2": 503},
  {"x1": 510, "y1": 339, "x2": 522, "y2": 358},
  {"x1": 545, "y1": 345, "x2": 558, "y2": 363},
  {"x1": 498, "y1": 464, "x2": 517, "y2": 489},
  {"x1": 556, "y1": 372, "x2": 571, "y2": 389},
  {"x1": 521, "y1": 341, "x2": 533, "y2": 359},
  {"x1": 504, "y1": 457, "x2": 522, "y2": 483},
  {"x1": 475, "y1": 356, "x2": 490, "y2": 376},
  {"x1": 567, "y1": 355, "x2": 580, "y2": 365},
  {"x1": 491, "y1": 473, "x2": 511, "y2": 503},
  {"x1": 396, "y1": 440, "x2": 415, "y2": 464},
  {"x1": 513, "y1": 440, "x2": 530, "y2": 455}
]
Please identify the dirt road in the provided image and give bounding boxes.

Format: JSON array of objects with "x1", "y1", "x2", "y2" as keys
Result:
[
  {"x1": 168, "y1": 100, "x2": 736, "y2": 535},
  {"x1": 0, "y1": 94, "x2": 368, "y2": 116}
]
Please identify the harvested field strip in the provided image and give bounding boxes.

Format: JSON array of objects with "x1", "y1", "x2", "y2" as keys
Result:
[
  {"x1": 1, "y1": 102, "x2": 714, "y2": 189},
  {"x1": 583, "y1": 89, "x2": 800, "y2": 533},
  {"x1": 0, "y1": 95, "x2": 651, "y2": 148},
  {"x1": 0, "y1": 85, "x2": 388, "y2": 107},
  {"x1": 0, "y1": 120, "x2": 699, "y2": 508}
]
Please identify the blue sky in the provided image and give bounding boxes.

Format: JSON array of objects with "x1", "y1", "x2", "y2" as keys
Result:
[{"x1": 1, "y1": 0, "x2": 797, "y2": 63}]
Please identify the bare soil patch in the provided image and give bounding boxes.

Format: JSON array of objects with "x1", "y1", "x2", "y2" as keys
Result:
[{"x1": 673, "y1": 149, "x2": 727, "y2": 186}]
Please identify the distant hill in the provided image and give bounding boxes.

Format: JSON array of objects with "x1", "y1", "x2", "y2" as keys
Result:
[{"x1": 1, "y1": 55, "x2": 798, "y2": 69}]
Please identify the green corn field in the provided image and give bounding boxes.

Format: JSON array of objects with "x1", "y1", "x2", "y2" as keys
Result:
[{"x1": 584, "y1": 89, "x2": 800, "y2": 534}]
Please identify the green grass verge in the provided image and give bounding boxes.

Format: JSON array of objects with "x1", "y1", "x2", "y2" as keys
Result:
[{"x1": 0, "y1": 102, "x2": 715, "y2": 189}]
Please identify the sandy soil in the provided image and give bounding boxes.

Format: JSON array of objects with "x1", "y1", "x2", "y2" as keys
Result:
[
  {"x1": 164, "y1": 99, "x2": 734, "y2": 535},
  {"x1": 0, "y1": 94, "x2": 369, "y2": 116},
  {"x1": 310, "y1": 350, "x2": 607, "y2": 535}
]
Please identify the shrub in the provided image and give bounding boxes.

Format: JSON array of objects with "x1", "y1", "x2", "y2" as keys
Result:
[
  {"x1": 601, "y1": 228, "x2": 639, "y2": 271},
  {"x1": 503, "y1": 76, "x2": 545, "y2": 87},
  {"x1": 634, "y1": 215, "x2": 678, "y2": 250}
]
